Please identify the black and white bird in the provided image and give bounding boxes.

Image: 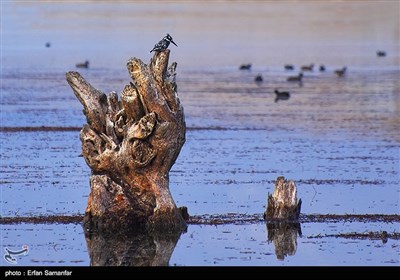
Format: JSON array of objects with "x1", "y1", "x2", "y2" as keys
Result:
[{"x1": 150, "y1": 34, "x2": 178, "y2": 53}]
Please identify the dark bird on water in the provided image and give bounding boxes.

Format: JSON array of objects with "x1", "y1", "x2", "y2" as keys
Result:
[
  {"x1": 284, "y1": 64, "x2": 294, "y2": 71},
  {"x1": 319, "y1": 65, "x2": 326, "y2": 72},
  {"x1": 45, "y1": 42, "x2": 51, "y2": 48},
  {"x1": 76, "y1": 60, "x2": 89, "y2": 68},
  {"x1": 254, "y1": 74, "x2": 263, "y2": 83},
  {"x1": 274, "y1": 89, "x2": 290, "y2": 102},
  {"x1": 334, "y1": 66, "x2": 347, "y2": 77},
  {"x1": 239, "y1": 63, "x2": 252, "y2": 70},
  {"x1": 376, "y1": 50, "x2": 386, "y2": 57},
  {"x1": 150, "y1": 34, "x2": 178, "y2": 53},
  {"x1": 287, "y1": 72, "x2": 303, "y2": 82},
  {"x1": 301, "y1": 63, "x2": 314, "y2": 71}
]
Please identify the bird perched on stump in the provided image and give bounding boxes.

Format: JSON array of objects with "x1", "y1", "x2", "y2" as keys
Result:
[{"x1": 150, "y1": 34, "x2": 178, "y2": 53}]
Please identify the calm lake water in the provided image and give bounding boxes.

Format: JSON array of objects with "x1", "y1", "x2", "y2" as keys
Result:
[{"x1": 1, "y1": 1, "x2": 399, "y2": 266}]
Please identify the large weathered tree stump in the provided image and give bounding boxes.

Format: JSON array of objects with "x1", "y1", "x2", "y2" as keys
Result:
[
  {"x1": 66, "y1": 49, "x2": 187, "y2": 233},
  {"x1": 264, "y1": 176, "x2": 302, "y2": 220}
]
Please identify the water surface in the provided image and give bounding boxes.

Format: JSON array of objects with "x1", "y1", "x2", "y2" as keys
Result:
[{"x1": 1, "y1": 0, "x2": 399, "y2": 266}]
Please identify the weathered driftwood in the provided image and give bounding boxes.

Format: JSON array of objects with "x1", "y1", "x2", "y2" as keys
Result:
[
  {"x1": 66, "y1": 49, "x2": 187, "y2": 233},
  {"x1": 264, "y1": 176, "x2": 302, "y2": 220}
]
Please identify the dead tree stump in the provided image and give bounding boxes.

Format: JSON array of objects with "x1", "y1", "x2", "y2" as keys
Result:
[
  {"x1": 264, "y1": 176, "x2": 302, "y2": 260},
  {"x1": 66, "y1": 49, "x2": 187, "y2": 233},
  {"x1": 264, "y1": 176, "x2": 302, "y2": 220}
]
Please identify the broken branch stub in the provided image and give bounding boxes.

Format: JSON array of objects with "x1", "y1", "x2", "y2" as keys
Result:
[
  {"x1": 264, "y1": 176, "x2": 302, "y2": 220},
  {"x1": 66, "y1": 49, "x2": 187, "y2": 233}
]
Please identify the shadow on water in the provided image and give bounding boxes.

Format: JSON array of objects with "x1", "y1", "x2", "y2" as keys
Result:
[
  {"x1": 266, "y1": 221, "x2": 302, "y2": 260},
  {"x1": 84, "y1": 229, "x2": 182, "y2": 266}
]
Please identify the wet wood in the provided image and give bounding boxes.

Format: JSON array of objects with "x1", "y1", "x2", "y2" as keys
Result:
[
  {"x1": 264, "y1": 176, "x2": 302, "y2": 220},
  {"x1": 66, "y1": 49, "x2": 187, "y2": 233}
]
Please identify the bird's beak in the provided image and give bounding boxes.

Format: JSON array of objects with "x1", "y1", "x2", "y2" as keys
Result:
[{"x1": 170, "y1": 40, "x2": 178, "y2": 47}]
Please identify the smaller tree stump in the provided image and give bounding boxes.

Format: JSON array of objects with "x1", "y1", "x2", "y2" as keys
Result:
[
  {"x1": 264, "y1": 176, "x2": 302, "y2": 220},
  {"x1": 264, "y1": 176, "x2": 302, "y2": 260}
]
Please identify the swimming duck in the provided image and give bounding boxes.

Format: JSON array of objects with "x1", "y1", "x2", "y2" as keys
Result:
[
  {"x1": 334, "y1": 67, "x2": 347, "y2": 77},
  {"x1": 274, "y1": 89, "x2": 290, "y2": 102},
  {"x1": 287, "y1": 72, "x2": 303, "y2": 82},
  {"x1": 76, "y1": 60, "x2": 89, "y2": 68}
]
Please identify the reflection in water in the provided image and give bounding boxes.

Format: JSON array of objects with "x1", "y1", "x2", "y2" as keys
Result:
[
  {"x1": 266, "y1": 222, "x2": 302, "y2": 260},
  {"x1": 84, "y1": 228, "x2": 182, "y2": 266}
]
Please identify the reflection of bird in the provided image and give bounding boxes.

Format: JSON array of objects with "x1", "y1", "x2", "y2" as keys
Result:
[
  {"x1": 376, "y1": 50, "x2": 386, "y2": 57},
  {"x1": 334, "y1": 66, "x2": 347, "y2": 77},
  {"x1": 287, "y1": 72, "x2": 303, "y2": 82},
  {"x1": 150, "y1": 34, "x2": 178, "y2": 53},
  {"x1": 254, "y1": 74, "x2": 263, "y2": 83},
  {"x1": 274, "y1": 89, "x2": 290, "y2": 102},
  {"x1": 239, "y1": 63, "x2": 252, "y2": 70},
  {"x1": 76, "y1": 60, "x2": 89, "y2": 68},
  {"x1": 284, "y1": 64, "x2": 294, "y2": 71}
]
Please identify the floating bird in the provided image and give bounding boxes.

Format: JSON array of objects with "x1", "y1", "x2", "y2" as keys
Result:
[
  {"x1": 287, "y1": 72, "x2": 303, "y2": 82},
  {"x1": 45, "y1": 42, "x2": 51, "y2": 48},
  {"x1": 301, "y1": 63, "x2": 314, "y2": 71},
  {"x1": 150, "y1": 33, "x2": 178, "y2": 53},
  {"x1": 334, "y1": 66, "x2": 347, "y2": 77},
  {"x1": 376, "y1": 50, "x2": 386, "y2": 57},
  {"x1": 274, "y1": 89, "x2": 290, "y2": 102},
  {"x1": 75, "y1": 60, "x2": 89, "y2": 68},
  {"x1": 254, "y1": 74, "x2": 263, "y2": 83},
  {"x1": 319, "y1": 65, "x2": 326, "y2": 72},
  {"x1": 239, "y1": 63, "x2": 252, "y2": 70},
  {"x1": 284, "y1": 64, "x2": 295, "y2": 71}
]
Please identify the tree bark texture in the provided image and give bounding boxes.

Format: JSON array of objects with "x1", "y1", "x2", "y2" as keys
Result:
[
  {"x1": 264, "y1": 176, "x2": 302, "y2": 220},
  {"x1": 66, "y1": 50, "x2": 187, "y2": 233}
]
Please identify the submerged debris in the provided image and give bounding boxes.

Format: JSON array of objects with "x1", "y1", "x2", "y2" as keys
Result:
[{"x1": 0, "y1": 213, "x2": 399, "y2": 225}]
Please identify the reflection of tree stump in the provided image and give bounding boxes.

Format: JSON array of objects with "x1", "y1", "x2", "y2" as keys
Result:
[
  {"x1": 85, "y1": 230, "x2": 181, "y2": 266},
  {"x1": 266, "y1": 222, "x2": 302, "y2": 260},
  {"x1": 264, "y1": 176, "x2": 301, "y2": 220},
  {"x1": 66, "y1": 50, "x2": 187, "y2": 233}
]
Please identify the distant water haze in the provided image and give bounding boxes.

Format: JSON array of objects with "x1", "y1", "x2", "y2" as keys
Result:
[{"x1": 2, "y1": 0, "x2": 399, "y2": 70}]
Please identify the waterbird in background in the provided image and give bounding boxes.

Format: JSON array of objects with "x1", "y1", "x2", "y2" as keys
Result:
[
  {"x1": 287, "y1": 72, "x2": 303, "y2": 82},
  {"x1": 334, "y1": 67, "x2": 347, "y2": 77},
  {"x1": 254, "y1": 74, "x2": 263, "y2": 83},
  {"x1": 284, "y1": 64, "x2": 295, "y2": 71},
  {"x1": 150, "y1": 34, "x2": 178, "y2": 53},
  {"x1": 274, "y1": 89, "x2": 290, "y2": 103},
  {"x1": 376, "y1": 50, "x2": 386, "y2": 57},
  {"x1": 239, "y1": 63, "x2": 252, "y2": 70},
  {"x1": 76, "y1": 60, "x2": 89, "y2": 68},
  {"x1": 301, "y1": 63, "x2": 314, "y2": 71},
  {"x1": 319, "y1": 65, "x2": 326, "y2": 72}
]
